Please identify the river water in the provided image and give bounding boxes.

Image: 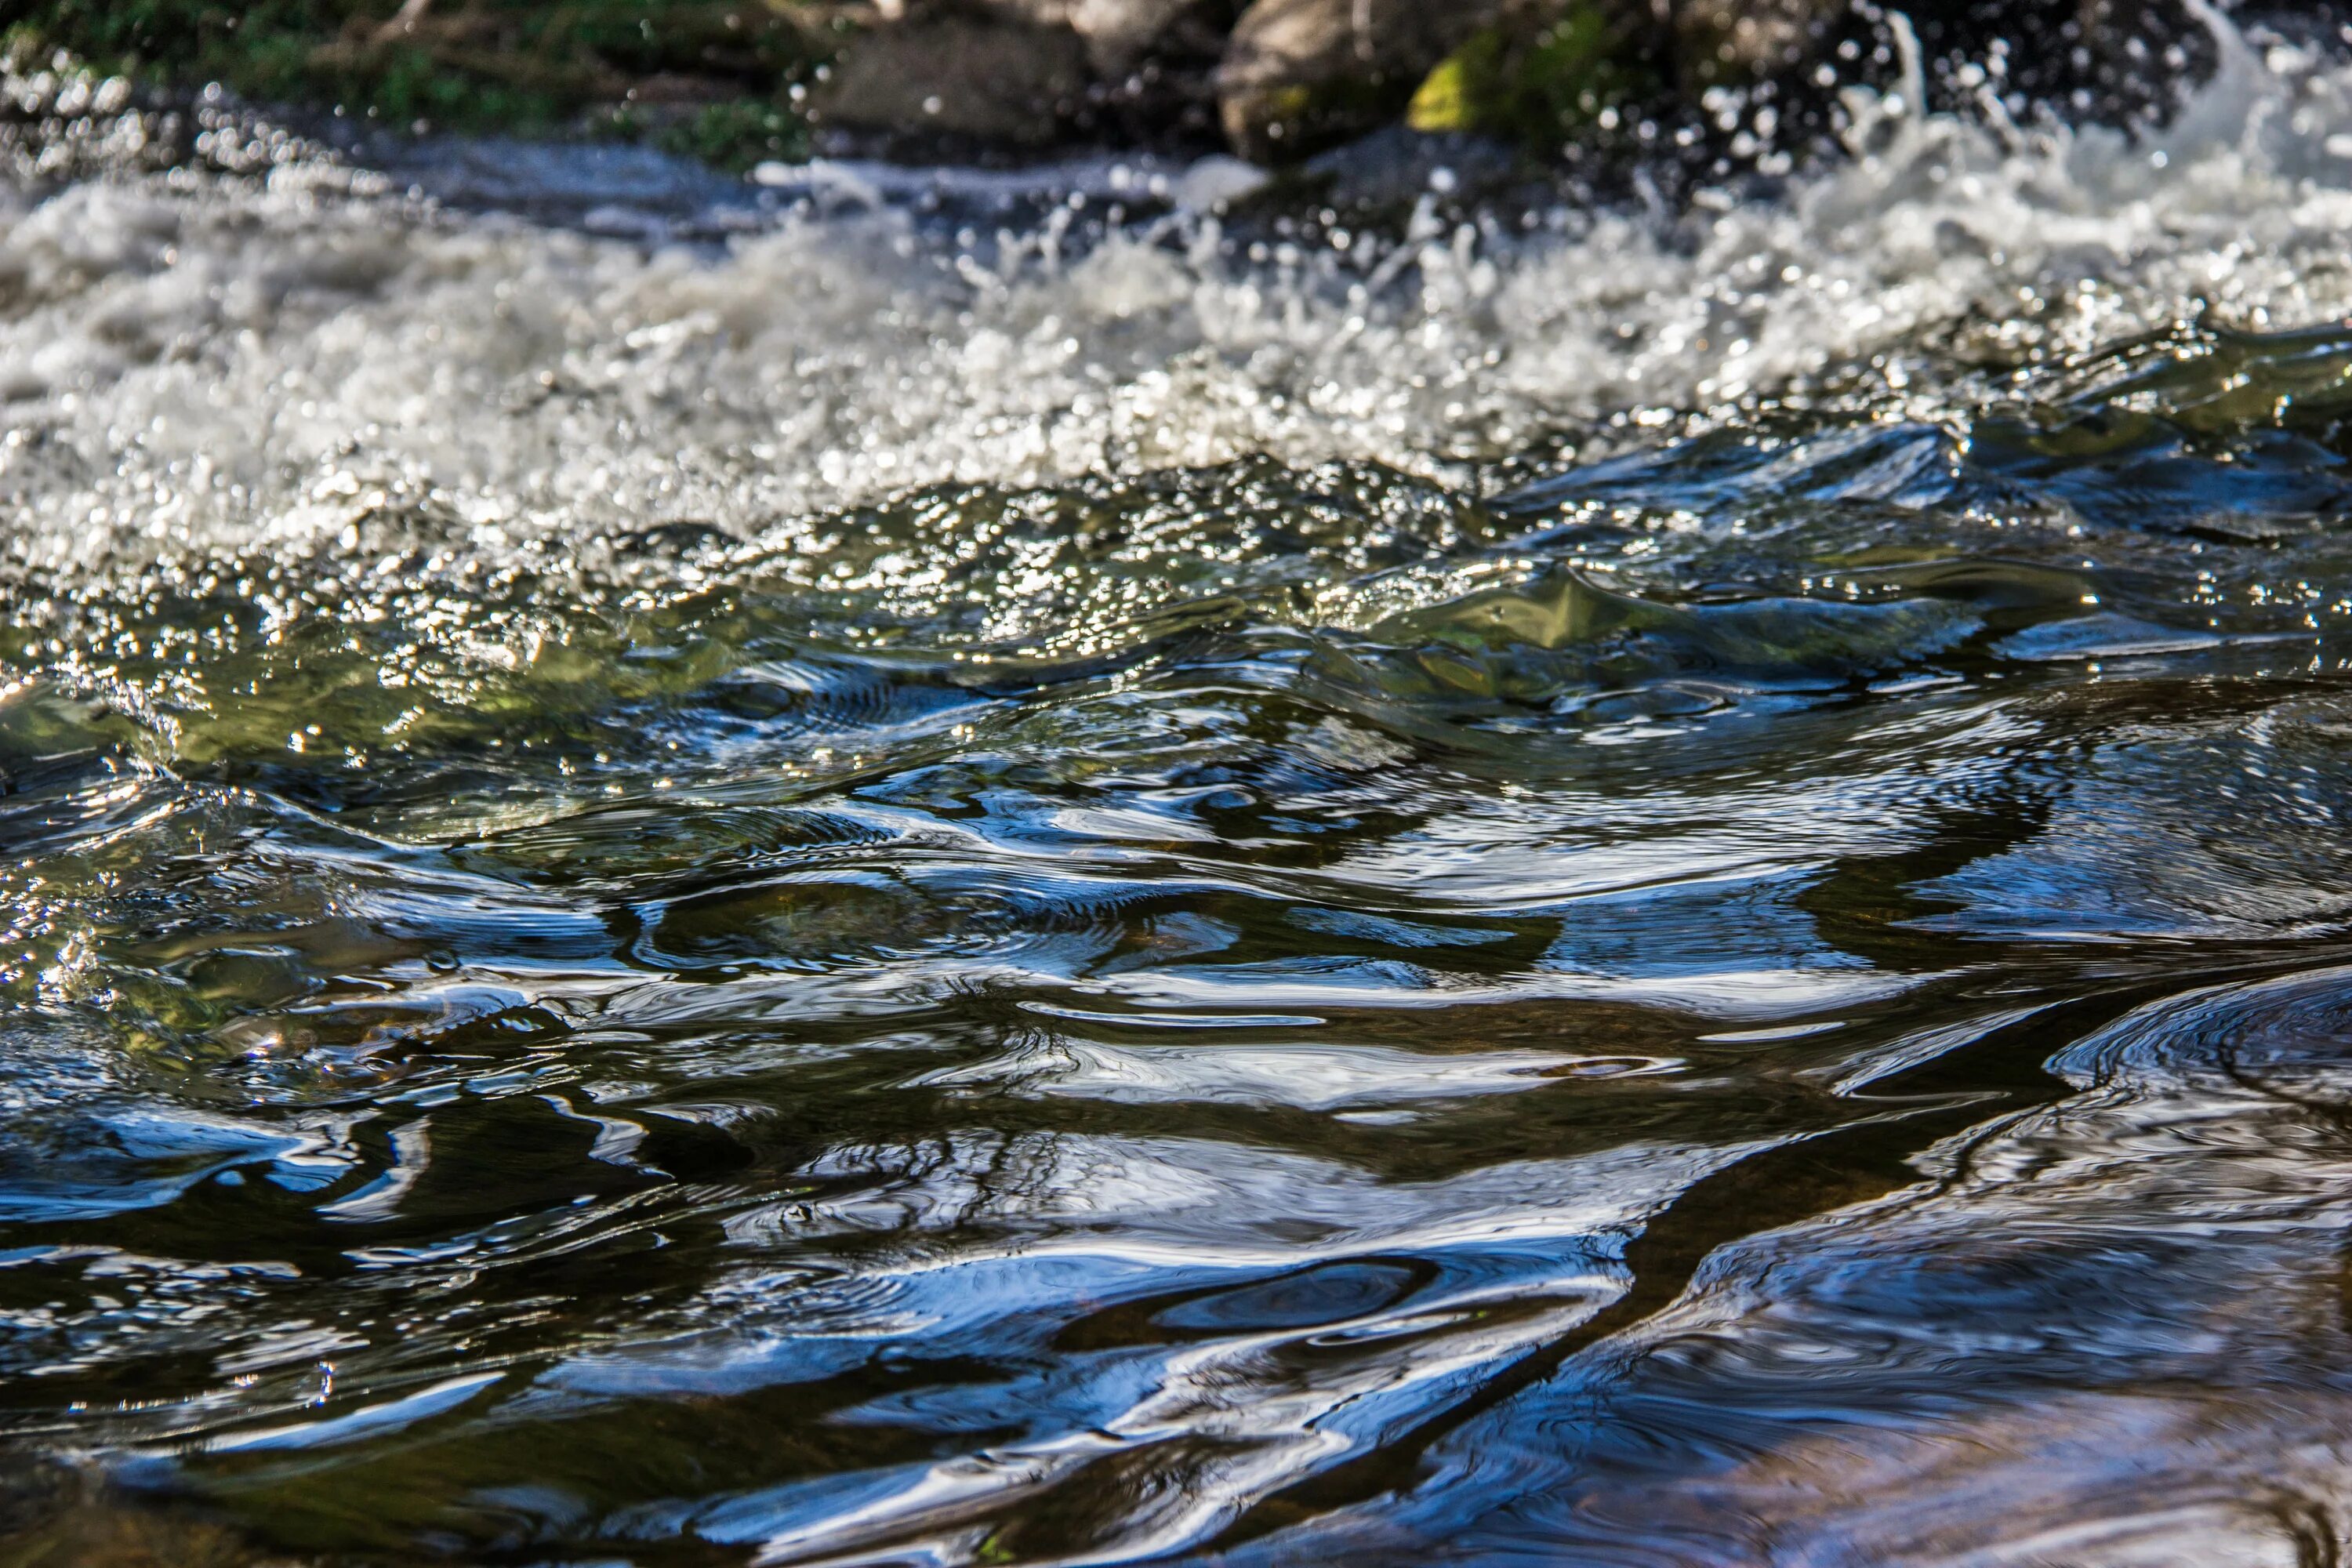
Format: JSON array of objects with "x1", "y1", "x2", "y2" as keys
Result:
[{"x1": 9, "y1": 14, "x2": 2352, "y2": 1566}]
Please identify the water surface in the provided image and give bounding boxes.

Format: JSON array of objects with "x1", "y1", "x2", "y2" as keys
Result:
[{"x1": 9, "y1": 19, "x2": 2352, "y2": 1566}]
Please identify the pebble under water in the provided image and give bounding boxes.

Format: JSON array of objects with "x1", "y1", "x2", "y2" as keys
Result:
[{"x1": 18, "y1": 18, "x2": 2352, "y2": 1568}]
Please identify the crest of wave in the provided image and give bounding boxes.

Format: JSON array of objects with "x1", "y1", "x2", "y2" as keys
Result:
[{"x1": 0, "y1": 4, "x2": 2349, "y2": 578}]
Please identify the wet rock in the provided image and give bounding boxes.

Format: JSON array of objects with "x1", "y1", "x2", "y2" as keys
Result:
[
  {"x1": 1069, "y1": 0, "x2": 1243, "y2": 145},
  {"x1": 5, "y1": 0, "x2": 2245, "y2": 170},
  {"x1": 1660, "y1": 0, "x2": 2206, "y2": 100},
  {"x1": 1216, "y1": 0, "x2": 1511, "y2": 161},
  {"x1": 982, "y1": 0, "x2": 1226, "y2": 72},
  {"x1": 1214, "y1": 0, "x2": 2223, "y2": 162},
  {"x1": 808, "y1": 12, "x2": 1092, "y2": 147},
  {"x1": 1670, "y1": 0, "x2": 1842, "y2": 88},
  {"x1": 1905, "y1": 0, "x2": 2213, "y2": 126},
  {"x1": 1403, "y1": 2, "x2": 1661, "y2": 144},
  {"x1": 1074, "y1": 0, "x2": 1228, "y2": 71}
]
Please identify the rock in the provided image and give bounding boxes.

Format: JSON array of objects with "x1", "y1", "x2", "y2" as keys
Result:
[
  {"x1": 11, "y1": 0, "x2": 2227, "y2": 169},
  {"x1": 972, "y1": 0, "x2": 1079, "y2": 19},
  {"x1": 807, "y1": 13, "x2": 1091, "y2": 147},
  {"x1": 1905, "y1": 0, "x2": 2210, "y2": 125},
  {"x1": 1405, "y1": 3, "x2": 1661, "y2": 142},
  {"x1": 971, "y1": 0, "x2": 1220, "y2": 72},
  {"x1": 1073, "y1": 0, "x2": 1224, "y2": 74},
  {"x1": 1670, "y1": 0, "x2": 1842, "y2": 88},
  {"x1": 1216, "y1": 0, "x2": 1506, "y2": 162}
]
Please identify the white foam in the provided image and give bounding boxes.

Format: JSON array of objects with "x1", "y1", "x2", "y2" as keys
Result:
[{"x1": 5, "y1": 15, "x2": 2352, "y2": 576}]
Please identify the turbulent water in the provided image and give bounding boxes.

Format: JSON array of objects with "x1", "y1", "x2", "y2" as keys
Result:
[{"x1": 17, "y1": 13, "x2": 2352, "y2": 1566}]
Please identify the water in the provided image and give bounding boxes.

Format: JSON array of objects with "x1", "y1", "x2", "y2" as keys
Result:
[{"x1": 13, "y1": 14, "x2": 2352, "y2": 1566}]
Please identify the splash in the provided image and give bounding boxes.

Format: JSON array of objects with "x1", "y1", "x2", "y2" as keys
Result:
[{"x1": 0, "y1": 13, "x2": 2349, "y2": 580}]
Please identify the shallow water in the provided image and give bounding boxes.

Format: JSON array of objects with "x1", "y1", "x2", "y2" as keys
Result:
[{"x1": 13, "y1": 16, "x2": 2352, "y2": 1568}]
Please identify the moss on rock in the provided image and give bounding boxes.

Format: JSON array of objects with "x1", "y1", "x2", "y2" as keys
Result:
[{"x1": 1406, "y1": 5, "x2": 1652, "y2": 141}]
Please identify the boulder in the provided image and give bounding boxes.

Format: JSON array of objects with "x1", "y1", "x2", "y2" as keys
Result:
[
  {"x1": 1670, "y1": 0, "x2": 1842, "y2": 88},
  {"x1": 806, "y1": 12, "x2": 1091, "y2": 146},
  {"x1": 1403, "y1": 2, "x2": 1662, "y2": 142},
  {"x1": 800, "y1": 0, "x2": 2218, "y2": 161},
  {"x1": 1072, "y1": 0, "x2": 1225, "y2": 74},
  {"x1": 1216, "y1": 0, "x2": 1506, "y2": 162},
  {"x1": 971, "y1": 0, "x2": 1223, "y2": 73}
]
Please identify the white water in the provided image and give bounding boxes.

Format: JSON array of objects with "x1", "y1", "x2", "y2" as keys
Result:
[{"x1": 2, "y1": 16, "x2": 2352, "y2": 573}]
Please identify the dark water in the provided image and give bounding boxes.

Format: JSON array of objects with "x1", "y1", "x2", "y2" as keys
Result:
[
  {"x1": 16, "y1": 22, "x2": 2352, "y2": 1560},
  {"x1": 9, "y1": 313, "x2": 2352, "y2": 1565}
]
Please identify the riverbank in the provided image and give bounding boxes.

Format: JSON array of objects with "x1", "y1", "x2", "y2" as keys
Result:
[{"x1": 2, "y1": 0, "x2": 2301, "y2": 183}]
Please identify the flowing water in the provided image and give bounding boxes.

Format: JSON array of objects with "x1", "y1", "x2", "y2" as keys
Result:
[{"x1": 15, "y1": 13, "x2": 2352, "y2": 1566}]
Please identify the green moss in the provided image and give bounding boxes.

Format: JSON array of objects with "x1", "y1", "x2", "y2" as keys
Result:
[
  {"x1": 1406, "y1": 49, "x2": 1475, "y2": 133},
  {"x1": 1407, "y1": 5, "x2": 1651, "y2": 145},
  {"x1": 4, "y1": 0, "x2": 829, "y2": 166}
]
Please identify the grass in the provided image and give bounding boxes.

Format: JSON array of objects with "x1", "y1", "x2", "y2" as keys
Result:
[{"x1": 4, "y1": 0, "x2": 833, "y2": 167}]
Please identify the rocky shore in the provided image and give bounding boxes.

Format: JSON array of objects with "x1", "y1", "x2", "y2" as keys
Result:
[
  {"x1": 813, "y1": 0, "x2": 2223, "y2": 162},
  {"x1": 0, "y1": 0, "x2": 2329, "y2": 178}
]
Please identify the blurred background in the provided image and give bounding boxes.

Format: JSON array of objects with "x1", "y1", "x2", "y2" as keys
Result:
[{"x1": 2, "y1": 0, "x2": 2310, "y2": 175}]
